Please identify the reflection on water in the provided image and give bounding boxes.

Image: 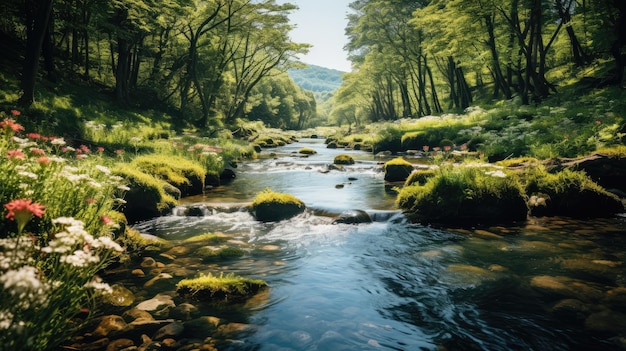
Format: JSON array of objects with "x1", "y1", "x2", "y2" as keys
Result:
[{"x1": 127, "y1": 139, "x2": 626, "y2": 351}]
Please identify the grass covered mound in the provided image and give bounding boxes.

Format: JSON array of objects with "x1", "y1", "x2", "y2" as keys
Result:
[
  {"x1": 524, "y1": 167, "x2": 623, "y2": 218},
  {"x1": 113, "y1": 165, "x2": 177, "y2": 222},
  {"x1": 298, "y1": 147, "x2": 317, "y2": 155},
  {"x1": 251, "y1": 189, "x2": 305, "y2": 222},
  {"x1": 176, "y1": 273, "x2": 267, "y2": 301},
  {"x1": 397, "y1": 166, "x2": 528, "y2": 225},
  {"x1": 131, "y1": 155, "x2": 206, "y2": 197},
  {"x1": 384, "y1": 157, "x2": 415, "y2": 182}
]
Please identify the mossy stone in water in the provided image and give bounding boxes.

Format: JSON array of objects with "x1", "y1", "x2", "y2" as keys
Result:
[
  {"x1": 384, "y1": 157, "x2": 414, "y2": 182},
  {"x1": 333, "y1": 154, "x2": 354, "y2": 165},
  {"x1": 251, "y1": 189, "x2": 305, "y2": 222},
  {"x1": 176, "y1": 273, "x2": 268, "y2": 302}
]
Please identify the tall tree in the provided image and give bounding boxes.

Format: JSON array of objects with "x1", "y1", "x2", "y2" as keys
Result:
[{"x1": 18, "y1": 0, "x2": 54, "y2": 107}]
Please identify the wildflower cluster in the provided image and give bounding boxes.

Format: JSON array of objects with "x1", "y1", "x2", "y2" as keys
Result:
[{"x1": 0, "y1": 110, "x2": 128, "y2": 351}]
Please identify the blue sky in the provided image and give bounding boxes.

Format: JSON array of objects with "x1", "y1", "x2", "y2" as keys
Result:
[{"x1": 278, "y1": 0, "x2": 353, "y2": 72}]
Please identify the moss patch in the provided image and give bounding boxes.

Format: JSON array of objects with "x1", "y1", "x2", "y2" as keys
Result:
[
  {"x1": 405, "y1": 169, "x2": 437, "y2": 186},
  {"x1": 131, "y1": 155, "x2": 205, "y2": 197},
  {"x1": 184, "y1": 232, "x2": 229, "y2": 245},
  {"x1": 176, "y1": 273, "x2": 268, "y2": 301},
  {"x1": 251, "y1": 189, "x2": 306, "y2": 222}
]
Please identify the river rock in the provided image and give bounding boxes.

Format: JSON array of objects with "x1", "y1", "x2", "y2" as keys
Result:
[
  {"x1": 105, "y1": 338, "x2": 134, "y2": 351},
  {"x1": 584, "y1": 309, "x2": 626, "y2": 333},
  {"x1": 122, "y1": 308, "x2": 154, "y2": 323},
  {"x1": 169, "y1": 303, "x2": 198, "y2": 321},
  {"x1": 215, "y1": 323, "x2": 257, "y2": 338},
  {"x1": 550, "y1": 299, "x2": 591, "y2": 321},
  {"x1": 604, "y1": 287, "x2": 626, "y2": 311},
  {"x1": 529, "y1": 275, "x2": 604, "y2": 302},
  {"x1": 132, "y1": 269, "x2": 145, "y2": 277},
  {"x1": 141, "y1": 257, "x2": 157, "y2": 268},
  {"x1": 183, "y1": 316, "x2": 221, "y2": 338},
  {"x1": 103, "y1": 284, "x2": 135, "y2": 307},
  {"x1": 153, "y1": 321, "x2": 184, "y2": 340},
  {"x1": 333, "y1": 209, "x2": 372, "y2": 224},
  {"x1": 93, "y1": 315, "x2": 128, "y2": 337},
  {"x1": 136, "y1": 294, "x2": 176, "y2": 313},
  {"x1": 144, "y1": 272, "x2": 173, "y2": 288}
]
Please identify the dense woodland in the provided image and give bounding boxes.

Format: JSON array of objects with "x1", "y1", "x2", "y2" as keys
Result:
[{"x1": 0, "y1": 0, "x2": 625, "y2": 131}]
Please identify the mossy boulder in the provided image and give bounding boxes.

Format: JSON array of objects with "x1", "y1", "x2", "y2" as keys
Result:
[
  {"x1": 183, "y1": 233, "x2": 229, "y2": 245},
  {"x1": 333, "y1": 154, "x2": 355, "y2": 165},
  {"x1": 524, "y1": 167, "x2": 623, "y2": 218},
  {"x1": 113, "y1": 165, "x2": 178, "y2": 223},
  {"x1": 131, "y1": 155, "x2": 206, "y2": 197},
  {"x1": 251, "y1": 189, "x2": 306, "y2": 222},
  {"x1": 298, "y1": 147, "x2": 317, "y2": 155},
  {"x1": 401, "y1": 131, "x2": 428, "y2": 151},
  {"x1": 397, "y1": 166, "x2": 529, "y2": 225},
  {"x1": 176, "y1": 273, "x2": 267, "y2": 302},
  {"x1": 384, "y1": 157, "x2": 414, "y2": 182}
]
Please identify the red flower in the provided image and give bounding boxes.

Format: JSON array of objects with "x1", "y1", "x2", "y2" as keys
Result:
[
  {"x1": 100, "y1": 215, "x2": 113, "y2": 225},
  {"x1": 0, "y1": 118, "x2": 24, "y2": 133},
  {"x1": 443, "y1": 145, "x2": 451, "y2": 151},
  {"x1": 27, "y1": 133, "x2": 41, "y2": 140},
  {"x1": 10, "y1": 110, "x2": 21, "y2": 116},
  {"x1": 37, "y1": 156, "x2": 50, "y2": 165},
  {"x1": 30, "y1": 148, "x2": 46, "y2": 156},
  {"x1": 96, "y1": 146, "x2": 104, "y2": 153},
  {"x1": 4, "y1": 199, "x2": 45, "y2": 234},
  {"x1": 7, "y1": 149, "x2": 26, "y2": 160},
  {"x1": 80, "y1": 145, "x2": 91, "y2": 154}
]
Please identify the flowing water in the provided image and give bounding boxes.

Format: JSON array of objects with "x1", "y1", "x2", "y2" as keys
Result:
[{"x1": 128, "y1": 138, "x2": 626, "y2": 351}]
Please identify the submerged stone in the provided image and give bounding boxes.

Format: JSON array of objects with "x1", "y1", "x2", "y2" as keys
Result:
[{"x1": 333, "y1": 209, "x2": 372, "y2": 224}]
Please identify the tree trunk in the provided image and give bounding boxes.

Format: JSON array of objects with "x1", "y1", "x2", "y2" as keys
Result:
[{"x1": 19, "y1": 0, "x2": 54, "y2": 107}]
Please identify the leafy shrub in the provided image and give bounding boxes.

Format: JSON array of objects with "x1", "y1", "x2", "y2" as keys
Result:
[
  {"x1": 131, "y1": 154, "x2": 205, "y2": 196},
  {"x1": 405, "y1": 169, "x2": 437, "y2": 186}
]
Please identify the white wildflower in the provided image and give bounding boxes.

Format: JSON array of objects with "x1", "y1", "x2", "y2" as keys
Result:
[
  {"x1": 116, "y1": 185, "x2": 130, "y2": 191},
  {"x1": 12, "y1": 136, "x2": 29, "y2": 144},
  {"x1": 109, "y1": 175, "x2": 124, "y2": 182},
  {"x1": 60, "y1": 250, "x2": 100, "y2": 267},
  {"x1": 95, "y1": 165, "x2": 111, "y2": 175},
  {"x1": 64, "y1": 146, "x2": 76, "y2": 152},
  {"x1": 51, "y1": 137, "x2": 66, "y2": 146},
  {"x1": 114, "y1": 198, "x2": 127, "y2": 205},
  {"x1": 18, "y1": 183, "x2": 29, "y2": 189},
  {"x1": 48, "y1": 156, "x2": 65, "y2": 163},
  {"x1": 17, "y1": 171, "x2": 38, "y2": 180},
  {"x1": 0, "y1": 266, "x2": 43, "y2": 298},
  {"x1": 84, "y1": 276, "x2": 112, "y2": 294},
  {"x1": 0, "y1": 310, "x2": 13, "y2": 330},
  {"x1": 93, "y1": 236, "x2": 123, "y2": 252}
]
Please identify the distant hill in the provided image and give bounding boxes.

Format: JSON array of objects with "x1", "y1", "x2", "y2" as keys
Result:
[{"x1": 288, "y1": 64, "x2": 345, "y2": 93}]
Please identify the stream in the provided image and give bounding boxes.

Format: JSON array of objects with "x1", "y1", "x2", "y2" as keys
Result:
[{"x1": 124, "y1": 138, "x2": 626, "y2": 351}]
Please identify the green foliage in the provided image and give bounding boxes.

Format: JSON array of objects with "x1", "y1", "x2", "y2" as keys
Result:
[
  {"x1": 397, "y1": 166, "x2": 528, "y2": 224},
  {"x1": 523, "y1": 166, "x2": 623, "y2": 218},
  {"x1": 405, "y1": 169, "x2": 437, "y2": 186},
  {"x1": 131, "y1": 154, "x2": 205, "y2": 196}
]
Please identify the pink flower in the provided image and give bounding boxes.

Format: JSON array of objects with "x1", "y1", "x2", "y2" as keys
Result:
[
  {"x1": 37, "y1": 156, "x2": 50, "y2": 165},
  {"x1": 595, "y1": 120, "x2": 601, "y2": 125},
  {"x1": 443, "y1": 145, "x2": 451, "y2": 151},
  {"x1": 85, "y1": 198, "x2": 97, "y2": 204},
  {"x1": 76, "y1": 154, "x2": 88, "y2": 159},
  {"x1": 0, "y1": 118, "x2": 24, "y2": 133},
  {"x1": 27, "y1": 133, "x2": 41, "y2": 140},
  {"x1": 422, "y1": 145, "x2": 429, "y2": 152},
  {"x1": 10, "y1": 110, "x2": 21, "y2": 116},
  {"x1": 7, "y1": 149, "x2": 26, "y2": 160},
  {"x1": 80, "y1": 145, "x2": 91, "y2": 154},
  {"x1": 460, "y1": 144, "x2": 468, "y2": 150},
  {"x1": 96, "y1": 146, "x2": 104, "y2": 153},
  {"x1": 115, "y1": 149, "x2": 124, "y2": 155},
  {"x1": 30, "y1": 148, "x2": 45, "y2": 156},
  {"x1": 4, "y1": 199, "x2": 45, "y2": 234},
  {"x1": 100, "y1": 215, "x2": 113, "y2": 225}
]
